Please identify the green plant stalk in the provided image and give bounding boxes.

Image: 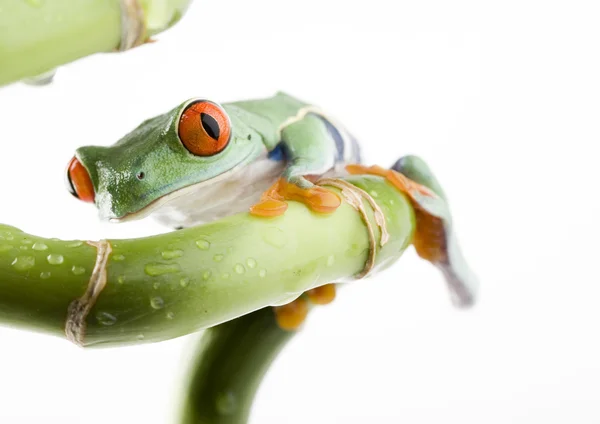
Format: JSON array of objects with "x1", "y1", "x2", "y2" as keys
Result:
[
  {"x1": 0, "y1": 0, "x2": 192, "y2": 86},
  {"x1": 0, "y1": 175, "x2": 415, "y2": 347},
  {"x1": 178, "y1": 307, "x2": 295, "y2": 424}
]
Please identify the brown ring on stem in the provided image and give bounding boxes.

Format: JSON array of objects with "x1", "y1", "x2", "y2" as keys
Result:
[
  {"x1": 65, "y1": 240, "x2": 113, "y2": 347},
  {"x1": 118, "y1": 0, "x2": 146, "y2": 51},
  {"x1": 317, "y1": 178, "x2": 388, "y2": 279}
]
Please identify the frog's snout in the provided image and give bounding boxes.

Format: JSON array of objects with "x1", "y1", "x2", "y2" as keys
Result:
[{"x1": 65, "y1": 156, "x2": 95, "y2": 203}]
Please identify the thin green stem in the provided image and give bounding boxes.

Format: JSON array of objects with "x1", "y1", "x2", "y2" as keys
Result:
[{"x1": 178, "y1": 307, "x2": 294, "y2": 424}]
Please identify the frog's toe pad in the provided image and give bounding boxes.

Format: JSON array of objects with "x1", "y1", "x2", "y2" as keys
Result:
[
  {"x1": 301, "y1": 186, "x2": 342, "y2": 213},
  {"x1": 306, "y1": 283, "x2": 336, "y2": 305},
  {"x1": 250, "y1": 199, "x2": 288, "y2": 217},
  {"x1": 274, "y1": 297, "x2": 309, "y2": 331}
]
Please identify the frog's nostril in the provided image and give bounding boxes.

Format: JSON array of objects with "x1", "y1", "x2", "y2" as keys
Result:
[{"x1": 66, "y1": 156, "x2": 95, "y2": 203}]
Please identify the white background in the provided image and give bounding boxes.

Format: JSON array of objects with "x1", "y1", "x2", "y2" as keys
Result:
[{"x1": 1, "y1": 0, "x2": 599, "y2": 422}]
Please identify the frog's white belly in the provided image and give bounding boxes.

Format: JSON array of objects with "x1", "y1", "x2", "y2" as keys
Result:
[{"x1": 151, "y1": 153, "x2": 286, "y2": 229}]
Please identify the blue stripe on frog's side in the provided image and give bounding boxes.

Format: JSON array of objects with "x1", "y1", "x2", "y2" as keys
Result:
[
  {"x1": 267, "y1": 144, "x2": 285, "y2": 161},
  {"x1": 316, "y1": 114, "x2": 362, "y2": 164},
  {"x1": 316, "y1": 115, "x2": 345, "y2": 162}
]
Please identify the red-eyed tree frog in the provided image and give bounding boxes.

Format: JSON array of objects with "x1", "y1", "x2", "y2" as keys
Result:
[{"x1": 65, "y1": 92, "x2": 478, "y2": 329}]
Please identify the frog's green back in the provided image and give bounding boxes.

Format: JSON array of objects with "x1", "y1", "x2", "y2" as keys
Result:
[
  {"x1": 231, "y1": 91, "x2": 307, "y2": 122},
  {"x1": 223, "y1": 92, "x2": 310, "y2": 151}
]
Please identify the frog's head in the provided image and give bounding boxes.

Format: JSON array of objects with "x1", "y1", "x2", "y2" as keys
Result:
[{"x1": 65, "y1": 98, "x2": 264, "y2": 221}]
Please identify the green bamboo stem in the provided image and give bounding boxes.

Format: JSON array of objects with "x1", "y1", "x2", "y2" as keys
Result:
[
  {"x1": 0, "y1": 0, "x2": 192, "y2": 86},
  {"x1": 178, "y1": 307, "x2": 294, "y2": 424},
  {"x1": 0, "y1": 175, "x2": 416, "y2": 348}
]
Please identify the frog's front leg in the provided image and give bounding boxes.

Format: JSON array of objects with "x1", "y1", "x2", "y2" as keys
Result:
[{"x1": 250, "y1": 114, "x2": 342, "y2": 217}]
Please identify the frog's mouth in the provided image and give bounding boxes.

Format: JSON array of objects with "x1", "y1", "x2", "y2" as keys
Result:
[{"x1": 107, "y1": 154, "x2": 254, "y2": 223}]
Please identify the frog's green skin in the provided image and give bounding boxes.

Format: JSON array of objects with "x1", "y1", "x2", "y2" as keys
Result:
[{"x1": 74, "y1": 92, "x2": 360, "y2": 228}]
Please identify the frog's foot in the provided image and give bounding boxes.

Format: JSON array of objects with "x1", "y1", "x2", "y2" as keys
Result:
[
  {"x1": 250, "y1": 177, "x2": 341, "y2": 217},
  {"x1": 274, "y1": 284, "x2": 337, "y2": 330}
]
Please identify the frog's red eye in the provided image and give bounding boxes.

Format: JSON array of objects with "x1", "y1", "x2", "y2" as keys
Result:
[{"x1": 178, "y1": 100, "x2": 231, "y2": 156}]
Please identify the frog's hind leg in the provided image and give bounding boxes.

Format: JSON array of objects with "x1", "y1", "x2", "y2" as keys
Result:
[
  {"x1": 346, "y1": 157, "x2": 478, "y2": 307},
  {"x1": 391, "y1": 155, "x2": 478, "y2": 307}
]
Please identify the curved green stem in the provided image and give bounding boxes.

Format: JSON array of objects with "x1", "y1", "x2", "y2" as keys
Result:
[
  {"x1": 0, "y1": 0, "x2": 192, "y2": 86},
  {"x1": 0, "y1": 176, "x2": 415, "y2": 348},
  {"x1": 178, "y1": 307, "x2": 294, "y2": 424}
]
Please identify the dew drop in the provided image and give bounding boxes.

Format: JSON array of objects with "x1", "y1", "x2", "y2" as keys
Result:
[
  {"x1": 40, "y1": 271, "x2": 51, "y2": 279},
  {"x1": 370, "y1": 190, "x2": 379, "y2": 198},
  {"x1": 144, "y1": 263, "x2": 181, "y2": 276},
  {"x1": 259, "y1": 269, "x2": 267, "y2": 278},
  {"x1": 180, "y1": 277, "x2": 190, "y2": 287},
  {"x1": 234, "y1": 264, "x2": 245, "y2": 274},
  {"x1": 47, "y1": 254, "x2": 64, "y2": 265},
  {"x1": 19, "y1": 245, "x2": 28, "y2": 250},
  {"x1": 96, "y1": 311, "x2": 117, "y2": 326},
  {"x1": 262, "y1": 227, "x2": 287, "y2": 248},
  {"x1": 221, "y1": 272, "x2": 230, "y2": 279},
  {"x1": 327, "y1": 255, "x2": 335, "y2": 266},
  {"x1": 32, "y1": 242, "x2": 48, "y2": 251},
  {"x1": 213, "y1": 254, "x2": 224, "y2": 262},
  {"x1": 153, "y1": 282, "x2": 161, "y2": 290},
  {"x1": 4, "y1": 234, "x2": 14, "y2": 241},
  {"x1": 11, "y1": 256, "x2": 35, "y2": 271},
  {"x1": 66, "y1": 241, "x2": 83, "y2": 248},
  {"x1": 150, "y1": 297, "x2": 165, "y2": 309},
  {"x1": 166, "y1": 311, "x2": 175, "y2": 319},
  {"x1": 71, "y1": 266, "x2": 85, "y2": 275},
  {"x1": 113, "y1": 254, "x2": 125, "y2": 261},
  {"x1": 137, "y1": 334, "x2": 145, "y2": 340},
  {"x1": 202, "y1": 270, "x2": 212, "y2": 281},
  {"x1": 246, "y1": 258, "x2": 257, "y2": 269},
  {"x1": 117, "y1": 275, "x2": 126, "y2": 284},
  {"x1": 21, "y1": 238, "x2": 33, "y2": 245},
  {"x1": 161, "y1": 249, "x2": 183, "y2": 259},
  {"x1": 195, "y1": 239, "x2": 210, "y2": 250}
]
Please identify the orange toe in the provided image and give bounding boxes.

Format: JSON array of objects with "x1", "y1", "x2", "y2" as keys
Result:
[
  {"x1": 249, "y1": 199, "x2": 288, "y2": 217},
  {"x1": 307, "y1": 283, "x2": 336, "y2": 305},
  {"x1": 274, "y1": 297, "x2": 309, "y2": 331},
  {"x1": 346, "y1": 164, "x2": 435, "y2": 199},
  {"x1": 300, "y1": 186, "x2": 342, "y2": 213}
]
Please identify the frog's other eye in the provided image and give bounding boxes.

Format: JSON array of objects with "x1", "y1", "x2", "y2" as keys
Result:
[
  {"x1": 178, "y1": 100, "x2": 231, "y2": 156},
  {"x1": 65, "y1": 157, "x2": 95, "y2": 203}
]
